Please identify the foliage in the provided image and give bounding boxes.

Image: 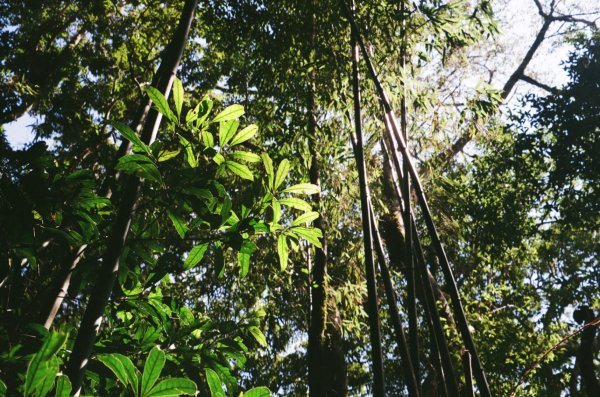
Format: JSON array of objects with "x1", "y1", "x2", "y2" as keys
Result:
[{"x1": 1, "y1": 1, "x2": 599, "y2": 397}]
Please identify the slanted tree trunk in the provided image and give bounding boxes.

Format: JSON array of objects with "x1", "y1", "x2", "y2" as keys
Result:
[{"x1": 65, "y1": 1, "x2": 198, "y2": 393}]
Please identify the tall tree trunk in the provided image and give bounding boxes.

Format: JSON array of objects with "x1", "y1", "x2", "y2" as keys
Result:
[
  {"x1": 574, "y1": 306, "x2": 600, "y2": 397},
  {"x1": 306, "y1": 3, "x2": 347, "y2": 395},
  {"x1": 65, "y1": 1, "x2": 198, "y2": 393}
]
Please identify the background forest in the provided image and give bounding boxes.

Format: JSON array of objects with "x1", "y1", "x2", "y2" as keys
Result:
[{"x1": 0, "y1": 0, "x2": 599, "y2": 396}]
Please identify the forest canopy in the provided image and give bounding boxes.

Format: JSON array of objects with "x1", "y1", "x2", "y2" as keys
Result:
[{"x1": 0, "y1": 1, "x2": 599, "y2": 396}]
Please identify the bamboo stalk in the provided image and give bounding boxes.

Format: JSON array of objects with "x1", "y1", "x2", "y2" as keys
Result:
[
  {"x1": 65, "y1": 1, "x2": 198, "y2": 393},
  {"x1": 340, "y1": 4, "x2": 492, "y2": 396},
  {"x1": 350, "y1": 8, "x2": 385, "y2": 394}
]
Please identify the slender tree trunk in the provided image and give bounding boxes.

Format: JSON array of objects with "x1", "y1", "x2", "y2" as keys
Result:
[
  {"x1": 306, "y1": 3, "x2": 347, "y2": 395},
  {"x1": 65, "y1": 1, "x2": 198, "y2": 393},
  {"x1": 39, "y1": 0, "x2": 200, "y2": 331},
  {"x1": 350, "y1": 15, "x2": 385, "y2": 395}
]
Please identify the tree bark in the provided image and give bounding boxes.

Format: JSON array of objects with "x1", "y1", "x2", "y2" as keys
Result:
[
  {"x1": 574, "y1": 306, "x2": 600, "y2": 397},
  {"x1": 306, "y1": 3, "x2": 347, "y2": 395},
  {"x1": 65, "y1": 1, "x2": 198, "y2": 393}
]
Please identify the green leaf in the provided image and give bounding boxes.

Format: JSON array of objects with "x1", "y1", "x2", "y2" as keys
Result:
[
  {"x1": 184, "y1": 244, "x2": 209, "y2": 270},
  {"x1": 186, "y1": 102, "x2": 200, "y2": 124},
  {"x1": 248, "y1": 326, "x2": 267, "y2": 347},
  {"x1": 141, "y1": 347, "x2": 166, "y2": 396},
  {"x1": 201, "y1": 130, "x2": 215, "y2": 148},
  {"x1": 0, "y1": 379, "x2": 6, "y2": 396},
  {"x1": 277, "y1": 235, "x2": 288, "y2": 271},
  {"x1": 219, "y1": 120, "x2": 239, "y2": 146},
  {"x1": 167, "y1": 211, "x2": 188, "y2": 239},
  {"x1": 224, "y1": 161, "x2": 254, "y2": 180},
  {"x1": 239, "y1": 250, "x2": 250, "y2": 278},
  {"x1": 229, "y1": 124, "x2": 258, "y2": 146},
  {"x1": 146, "y1": 86, "x2": 176, "y2": 122},
  {"x1": 231, "y1": 151, "x2": 261, "y2": 163},
  {"x1": 205, "y1": 368, "x2": 225, "y2": 397},
  {"x1": 196, "y1": 97, "x2": 214, "y2": 126},
  {"x1": 212, "y1": 104, "x2": 244, "y2": 123},
  {"x1": 282, "y1": 183, "x2": 320, "y2": 195},
  {"x1": 215, "y1": 245, "x2": 225, "y2": 278},
  {"x1": 213, "y1": 152, "x2": 225, "y2": 165},
  {"x1": 98, "y1": 354, "x2": 129, "y2": 389},
  {"x1": 111, "y1": 121, "x2": 151, "y2": 155},
  {"x1": 158, "y1": 149, "x2": 180, "y2": 162},
  {"x1": 116, "y1": 155, "x2": 162, "y2": 183},
  {"x1": 36, "y1": 357, "x2": 59, "y2": 397},
  {"x1": 178, "y1": 135, "x2": 198, "y2": 168},
  {"x1": 238, "y1": 241, "x2": 256, "y2": 278},
  {"x1": 173, "y1": 77, "x2": 184, "y2": 120},
  {"x1": 273, "y1": 159, "x2": 290, "y2": 190},
  {"x1": 242, "y1": 387, "x2": 271, "y2": 397},
  {"x1": 278, "y1": 198, "x2": 312, "y2": 212},
  {"x1": 220, "y1": 196, "x2": 232, "y2": 224},
  {"x1": 145, "y1": 378, "x2": 197, "y2": 397},
  {"x1": 25, "y1": 332, "x2": 67, "y2": 396},
  {"x1": 261, "y1": 153, "x2": 274, "y2": 188},
  {"x1": 112, "y1": 354, "x2": 140, "y2": 395},
  {"x1": 291, "y1": 227, "x2": 322, "y2": 248},
  {"x1": 292, "y1": 211, "x2": 319, "y2": 226},
  {"x1": 272, "y1": 199, "x2": 281, "y2": 224},
  {"x1": 54, "y1": 376, "x2": 72, "y2": 397}
]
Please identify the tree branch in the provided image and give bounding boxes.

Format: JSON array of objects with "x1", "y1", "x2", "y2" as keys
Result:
[{"x1": 520, "y1": 74, "x2": 559, "y2": 94}]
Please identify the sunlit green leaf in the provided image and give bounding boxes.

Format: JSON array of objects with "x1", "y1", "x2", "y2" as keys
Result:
[
  {"x1": 25, "y1": 332, "x2": 67, "y2": 396},
  {"x1": 173, "y1": 77, "x2": 184, "y2": 120},
  {"x1": 167, "y1": 211, "x2": 188, "y2": 239},
  {"x1": 231, "y1": 151, "x2": 261, "y2": 163},
  {"x1": 248, "y1": 326, "x2": 267, "y2": 347},
  {"x1": 225, "y1": 161, "x2": 254, "y2": 180},
  {"x1": 239, "y1": 250, "x2": 250, "y2": 278},
  {"x1": 54, "y1": 376, "x2": 71, "y2": 397},
  {"x1": 196, "y1": 97, "x2": 214, "y2": 126},
  {"x1": 186, "y1": 102, "x2": 200, "y2": 124},
  {"x1": 279, "y1": 197, "x2": 312, "y2": 212},
  {"x1": 277, "y1": 234, "x2": 288, "y2": 271},
  {"x1": 146, "y1": 86, "x2": 176, "y2": 122},
  {"x1": 219, "y1": 120, "x2": 239, "y2": 146},
  {"x1": 282, "y1": 183, "x2": 319, "y2": 195},
  {"x1": 291, "y1": 227, "x2": 322, "y2": 248},
  {"x1": 274, "y1": 159, "x2": 290, "y2": 190},
  {"x1": 292, "y1": 211, "x2": 319, "y2": 226},
  {"x1": 242, "y1": 387, "x2": 271, "y2": 397},
  {"x1": 201, "y1": 130, "x2": 214, "y2": 148},
  {"x1": 111, "y1": 121, "x2": 151, "y2": 155},
  {"x1": 184, "y1": 244, "x2": 209, "y2": 270},
  {"x1": 178, "y1": 135, "x2": 198, "y2": 168},
  {"x1": 98, "y1": 354, "x2": 129, "y2": 389},
  {"x1": 205, "y1": 368, "x2": 225, "y2": 397},
  {"x1": 261, "y1": 153, "x2": 274, "y2": 188},
  {"x1": 141, "y1": 347, "x2": 165, "y2": 396},
  {"x1": 112, "y1": 354, "x2": 140, "y2": 394},
  {"x1": 158, "y1": 149, "x2": 180, "y2": 162},
  {"x1": 146, "y1": 378, "x2": 197, "y2": 397},
  {"x1": 272, "y1": 199, "x2": 281, "y2": 224},
  {"x1": 212, "y1": 104, "x2": 244, "y2": 123},
  {"x1": 229, "y1": 124, "x2": 258, "y2": 146}
]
